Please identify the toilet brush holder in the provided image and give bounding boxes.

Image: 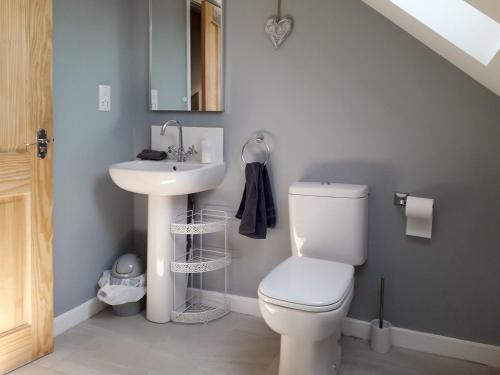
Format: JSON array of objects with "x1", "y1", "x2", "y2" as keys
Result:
[{"x1": 369, "y1": 319, "x2": 392, "y2": 353}]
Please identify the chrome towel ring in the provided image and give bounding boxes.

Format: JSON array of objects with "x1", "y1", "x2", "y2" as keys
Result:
[{"x1": 241, "y1": 135, "x2": 271, "y2": 165}]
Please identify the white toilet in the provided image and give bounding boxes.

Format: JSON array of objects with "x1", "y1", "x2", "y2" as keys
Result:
[{"x1": 258, "y1": 182, "x2": 368, "y2": 375}]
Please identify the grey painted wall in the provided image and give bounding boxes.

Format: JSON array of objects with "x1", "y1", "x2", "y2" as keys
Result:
[
  {"x1": 53, "y1": 0, "x2": 136, "y2": 316},
  {"x1": 131, "y1": 0, "x2": 500, "y2": 346}
]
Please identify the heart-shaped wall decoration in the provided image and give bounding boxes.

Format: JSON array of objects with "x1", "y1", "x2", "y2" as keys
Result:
[{"x1": 265, "y1": 16, "x2": 293, "y2": 49}]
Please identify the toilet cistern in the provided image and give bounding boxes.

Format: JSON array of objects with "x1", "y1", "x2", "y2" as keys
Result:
[{"x1": 161, "y1": 120, "x2": 183, "y2": 162}]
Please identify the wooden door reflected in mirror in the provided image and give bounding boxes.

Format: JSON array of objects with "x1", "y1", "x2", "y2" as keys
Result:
[{"x1": 150, "y1": 0, "x2": 224, "y2": 112}]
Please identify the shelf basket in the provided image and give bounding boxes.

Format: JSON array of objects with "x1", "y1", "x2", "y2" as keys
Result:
[
  {"x1": 171, "y1": 247, "x2": 231, "y2": 274},
  {"x1": 171, "y1": 292, "x2": 230, "y2": 324},
  {"x1": 171, "y1": 208, "x2": 231, "y2": 324},
  {"x1": 171, "y1": 209, "x2": 229, "y2": 235}
]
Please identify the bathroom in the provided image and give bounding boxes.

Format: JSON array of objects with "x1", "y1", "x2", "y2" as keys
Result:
[{"x1": 1, "y1": 0, "x2": 500, "y2": 374}]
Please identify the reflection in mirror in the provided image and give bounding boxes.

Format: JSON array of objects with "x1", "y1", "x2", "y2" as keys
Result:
[{"x1": 150, "y1": 0, "x2": 224, "y2": 112}]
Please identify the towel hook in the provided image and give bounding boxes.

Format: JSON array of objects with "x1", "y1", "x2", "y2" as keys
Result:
[{"x1": 241, "y1": 135, "x2": 271, "y2": 165}]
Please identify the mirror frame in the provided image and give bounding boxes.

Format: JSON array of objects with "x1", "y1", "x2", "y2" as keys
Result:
[{"x1": 149, "y1": 0, "x2": 225, "y2": 112}]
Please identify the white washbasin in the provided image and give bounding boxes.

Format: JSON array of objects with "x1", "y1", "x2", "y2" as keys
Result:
[{"x1": 109, "y1": 160, "x2": 226, "y2": 196}]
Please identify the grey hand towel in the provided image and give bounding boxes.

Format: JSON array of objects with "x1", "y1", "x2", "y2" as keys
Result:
[
  {"x1": 137, "y1": 149, "x2": 167, "y2": 161},
  {"x1": 236, "y1": 162, "x2": 276, "y2": 239},
  {"x1": 262, "y1": 166, "x2": 276, "y2": 228}
]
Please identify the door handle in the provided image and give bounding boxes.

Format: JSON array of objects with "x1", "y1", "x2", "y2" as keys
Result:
[{"x1": 26, "y1": 129, "x2": 52, "y2": 159}]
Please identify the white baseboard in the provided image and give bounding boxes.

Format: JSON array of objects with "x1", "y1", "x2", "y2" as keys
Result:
[
  {"x1": 342, "y1": 318, "x2": 500, "y2": 368},
  {"x1": 203, "y1": 289, "x2": 262, "y2": 318},
  {"x1": 54, "y1": 297, "x2": 107, "y2": 337},
  {"x1": 209, "y1": 291, "x2": 500, "y2": 369}
]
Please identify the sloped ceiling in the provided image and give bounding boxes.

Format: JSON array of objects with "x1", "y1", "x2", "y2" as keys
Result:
[{"x1": 363, "y1": 0, "x2": 500, "y2": 96}]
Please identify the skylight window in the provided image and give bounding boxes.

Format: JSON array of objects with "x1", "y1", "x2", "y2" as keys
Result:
[{"x1": 390, "y1": 0, "x2": 500, "y2": 65}]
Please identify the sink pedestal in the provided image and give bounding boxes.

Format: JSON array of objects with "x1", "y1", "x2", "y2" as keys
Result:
[{"x1": 146, "y1": 194, "x2": 186, "y2": 323}]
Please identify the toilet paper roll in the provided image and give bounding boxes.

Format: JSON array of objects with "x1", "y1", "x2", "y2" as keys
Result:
[{"x1": 405, "y1": 196, "x2": 434, "y2": 239}]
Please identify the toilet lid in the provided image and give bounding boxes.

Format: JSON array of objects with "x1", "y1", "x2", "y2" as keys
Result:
[{"x1": 258, "y1": 256, "x2": 354, "y2": 313}]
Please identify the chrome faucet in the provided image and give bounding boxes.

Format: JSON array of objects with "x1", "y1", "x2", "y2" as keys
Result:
[{"x1": 160, "y1": 120, "x2": 183, "y2": 162}]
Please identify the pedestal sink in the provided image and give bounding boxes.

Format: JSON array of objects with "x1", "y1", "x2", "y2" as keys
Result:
[{"x1": 109, "y1": 160, "x2": 226, "y2": 323}]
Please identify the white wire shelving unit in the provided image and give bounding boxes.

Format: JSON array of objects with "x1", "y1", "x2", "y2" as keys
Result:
[{"x1": 171, "y1": 209, "x2": 231, "y2": 324}]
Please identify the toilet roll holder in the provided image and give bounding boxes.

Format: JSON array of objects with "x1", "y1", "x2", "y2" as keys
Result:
[
  {"x1": 394, "y1": 192, "x2": 409, "y2": 206},
  {"x1": 394, "y1": 192, "x2": 435, "y2": 209}
]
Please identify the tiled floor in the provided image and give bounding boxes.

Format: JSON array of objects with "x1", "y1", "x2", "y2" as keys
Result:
[{"x1": 10, "y1": 310, "x2": 500, "y2": 375}]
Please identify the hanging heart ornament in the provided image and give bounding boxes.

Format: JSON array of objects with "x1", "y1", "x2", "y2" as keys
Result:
[{"x1": 265, "y1": 16, "x2": 293, "y2": 49}]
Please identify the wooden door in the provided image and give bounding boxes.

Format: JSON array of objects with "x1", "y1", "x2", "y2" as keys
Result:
[
  {"x1": 0, "y1": 0, "x2": 54, "y2": 373},
  {"x1": 201, "y1": 0, "x2": 221, "y2": 111}
]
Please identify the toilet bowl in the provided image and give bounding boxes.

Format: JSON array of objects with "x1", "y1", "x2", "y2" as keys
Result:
[
  {"x1": 258, "y1": 182, "x2": 369, "y2": 375},
  {"x1": 258, "y1": 256, "x2": 354, "y2": 375}
]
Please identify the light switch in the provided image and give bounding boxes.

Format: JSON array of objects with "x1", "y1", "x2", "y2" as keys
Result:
[{"x1": 98, "y1": 85, "x2": 111, "y2": 112}]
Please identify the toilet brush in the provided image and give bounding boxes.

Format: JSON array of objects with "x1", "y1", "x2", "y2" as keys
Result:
[
  {"x1": 379, "y1": 278, "x2": 385, "y2": 328},
  {"x1": 370, "y1": 277, "x2": 392, "y2": 353}
]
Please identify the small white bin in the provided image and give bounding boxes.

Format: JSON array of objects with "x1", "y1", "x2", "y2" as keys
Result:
[
  {"x1": 97, "y1": 254, "x2": 146, "y2": 317},
  {"x1": 370, "y1": 319, "x2": 392, "y2": 353}
]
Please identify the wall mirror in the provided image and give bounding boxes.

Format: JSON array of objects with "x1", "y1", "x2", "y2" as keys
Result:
[{"x1": 150, "y1": 0, "x2": 224, "y2": 112}]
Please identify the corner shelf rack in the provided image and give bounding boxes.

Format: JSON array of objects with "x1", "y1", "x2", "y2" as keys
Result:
[{"x1": 171, "y1": 209, "x2": 231, "y2": 324}]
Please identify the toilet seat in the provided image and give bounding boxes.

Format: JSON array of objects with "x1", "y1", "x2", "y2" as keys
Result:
[{"x1": 258, "y1": 256, "x2": 354, "y2": 313}]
